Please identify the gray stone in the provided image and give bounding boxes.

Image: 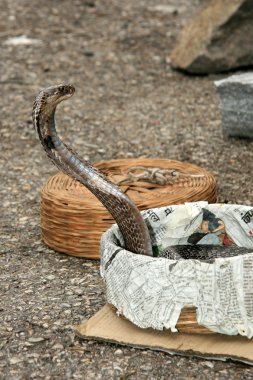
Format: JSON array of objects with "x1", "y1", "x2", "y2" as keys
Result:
[
  {"x1": 52, "y1": 343, "x2": 64, "y2": 350},
  {"x1": 215, "y1": 73, "x2": 253, "y2": 138},
  {"x1": 27, "y1": 337, "x2": 45, "y2": 343},
  {"x1": 140, "y1": 365, "x2": 153, "y2": 372},
  {"x1": 114, "y1": 349, "x2": 123, "y2": 356},
  {"x1": 73, "y1": 288, "x2": 83, "y2": 295},
  {"x1": 203, "y1": 361, "x2": 215, "y2": 368},
  {"x1": 170, "y1": 0, "x2": 253, "y2": 74},
  {"x1": 45, "y1": 275, "x2": 56, "y2": 281},
  {"x1": 60, "y1": 303, "x2": 71, "y2": 308}
]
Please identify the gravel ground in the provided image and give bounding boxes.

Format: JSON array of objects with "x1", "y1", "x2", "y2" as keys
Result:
[{"x1": 1, "y1": 0, "x2": 253, "y2": 379}]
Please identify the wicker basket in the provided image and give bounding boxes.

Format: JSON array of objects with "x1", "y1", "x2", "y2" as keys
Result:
[
  {"x1": 109, "y1": 304, "x2": 212, "y2": 334},
  {"x1": 40, "y1": 158, "x2": 217, "y2": 259},
  {"x1": 101, "y1": 202, "x2": 253, "y2": 336},
  {"x1": 176, "y1": 307, "x2": 212, "y2": 334}
]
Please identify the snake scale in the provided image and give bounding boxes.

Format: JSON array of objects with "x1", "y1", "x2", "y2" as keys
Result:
[{"x1": 32, "y1": 84, "x2": 251, "y2": 261}]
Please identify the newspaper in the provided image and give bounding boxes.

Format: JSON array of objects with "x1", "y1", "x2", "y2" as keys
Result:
[{"x1": 100, "y1": 202, "x2": 253, "y2": 337}]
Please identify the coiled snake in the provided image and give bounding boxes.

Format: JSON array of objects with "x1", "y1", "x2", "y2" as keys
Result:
[{"x1": 32, "y1": 84, "x2": 251, "y2": 260}]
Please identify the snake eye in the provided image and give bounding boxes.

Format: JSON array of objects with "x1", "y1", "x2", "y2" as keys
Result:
[{"x1": 58, "y1": 85, "x2": 65, "y2": 93}]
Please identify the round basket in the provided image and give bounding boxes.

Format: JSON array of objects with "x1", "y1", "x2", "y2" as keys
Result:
[
  {"x1": 40, "y1": 158, "x2": 217, "y2": 259},
  {"x1": 101, "y1": 203, "x2": 253, "y2": 335}
]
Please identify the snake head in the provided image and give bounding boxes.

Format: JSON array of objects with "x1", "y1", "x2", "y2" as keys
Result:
[
  {"x1": 40, "y1": 84, "x2": 75, "y2": 106},
  {"x1": 33, "y1": 84, "x2": 75, "y2": 131}
]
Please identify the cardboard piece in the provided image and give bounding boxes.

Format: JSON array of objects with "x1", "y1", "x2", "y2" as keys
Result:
[{"x1": 75, "y1": 304, "x2": 253, "y2": 365}]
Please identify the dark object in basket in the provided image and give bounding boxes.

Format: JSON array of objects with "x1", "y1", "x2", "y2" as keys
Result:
[{"x1": 160, "y1": 244, "x2": 253, "y2": 262}]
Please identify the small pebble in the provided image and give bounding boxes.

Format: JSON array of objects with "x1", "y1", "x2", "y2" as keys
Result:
[
  {"x1": 203, "y1": 361, "x2": 215, "y2": 369},
  {"x1": 114, "y1": 349, "x2": 123, "y2": 356},
  {"x1": 46, "y1": 275, "x2": 56, "y2": 281},
  {"x1": 52, "y1": 343, "x2": 64, "y2": 350},
  {"x1": 74, "y1": 288, "x2": 83, "y2": 295},
  {"x1": 60, "y1": 303, "x2": 71, "y2": 308},
  {"x1": 28, "y1": 337, "x2": 45, "y2": 343},
  {"x1": 113, "y1": 366, "x2": 123, "y2": 375},
  {"x1": 9, "y1": 357, "x2": 23, "y2": 365},
  {"x1": 140, "y1": 365, "x2": 153, "y2": 372}
]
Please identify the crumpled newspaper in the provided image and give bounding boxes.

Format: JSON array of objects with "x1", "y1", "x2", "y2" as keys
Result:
[{"x1": 100, "y1": 202, "x2": 253, "y2": 338}]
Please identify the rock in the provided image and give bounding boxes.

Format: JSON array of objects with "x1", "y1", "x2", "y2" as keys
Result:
[
  {"x1": 52, "y1": 343, "x2": 64, "y2": 350},
  {"x1": 60, "y1": 303, "x2": 71, "y2": 308},
  {"x1": 140, "y1": 365, "x2": 153, "y2": 372},
  {"x1": 203, "y1": 360, "x2": 215, "y2": 368},
  {"x1": 73, "y1": 288, "x2": 83, "y2": 295},
  {"x1": 215, "y1": 73, "x2": 253, "y2": 138},
  {"x1": 113, "y1": 366, "x2": 123, "y2": 375},
  {"x1": 4, "y1": 35, "x2": 42, "y2": 46},
  {"x1": 28, "y1": 337, "x2": 45, "y2": 343},
  {"x1": 46, "y1": 275, "x2": 56, "y2": 281},
  {"x1": 114, "y1": 349, "x2": 123, "y2": 356},
  {"x1": 170, "y1": 0, "x2": 253, "y2": 74},
  {"x1": 148, "y1": 5, "x2": 184, "y2": 14},
  {"x1": 9, "y1": 356, "x2": 23, "y2": 364}
]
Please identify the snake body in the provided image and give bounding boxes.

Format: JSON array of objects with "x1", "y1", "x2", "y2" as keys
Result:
[
  {"x1": 159, "y1": 244, "x2": 253, "y2": 262},
  {"x1": 32, "y1": 84, "x2": 153, "y2": 256}
]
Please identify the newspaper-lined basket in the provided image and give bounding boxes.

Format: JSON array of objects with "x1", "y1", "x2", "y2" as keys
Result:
[
  {"x1": 40, "y1": 158, "x2": 217, "y2": 258},
  {"x1": 101, "y1": 202, "x2": 253, "y2": 336}
]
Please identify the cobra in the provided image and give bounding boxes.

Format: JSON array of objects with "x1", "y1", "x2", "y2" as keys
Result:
[{"x1": 32, "y1": 84, "x2": 153, "y2": 256}]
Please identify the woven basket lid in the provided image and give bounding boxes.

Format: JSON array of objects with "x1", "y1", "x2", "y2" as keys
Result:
[{"x1": 40, "y1": 157, "x2": 217, "y2": 258}]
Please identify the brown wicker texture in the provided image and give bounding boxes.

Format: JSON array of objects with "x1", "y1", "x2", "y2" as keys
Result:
[
  {"x1": 109, "y1": 304, "x2": 214, "y2": 334},
  {"x1": 40, "y1": 158, "x2": 217, "y2": 259}
]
